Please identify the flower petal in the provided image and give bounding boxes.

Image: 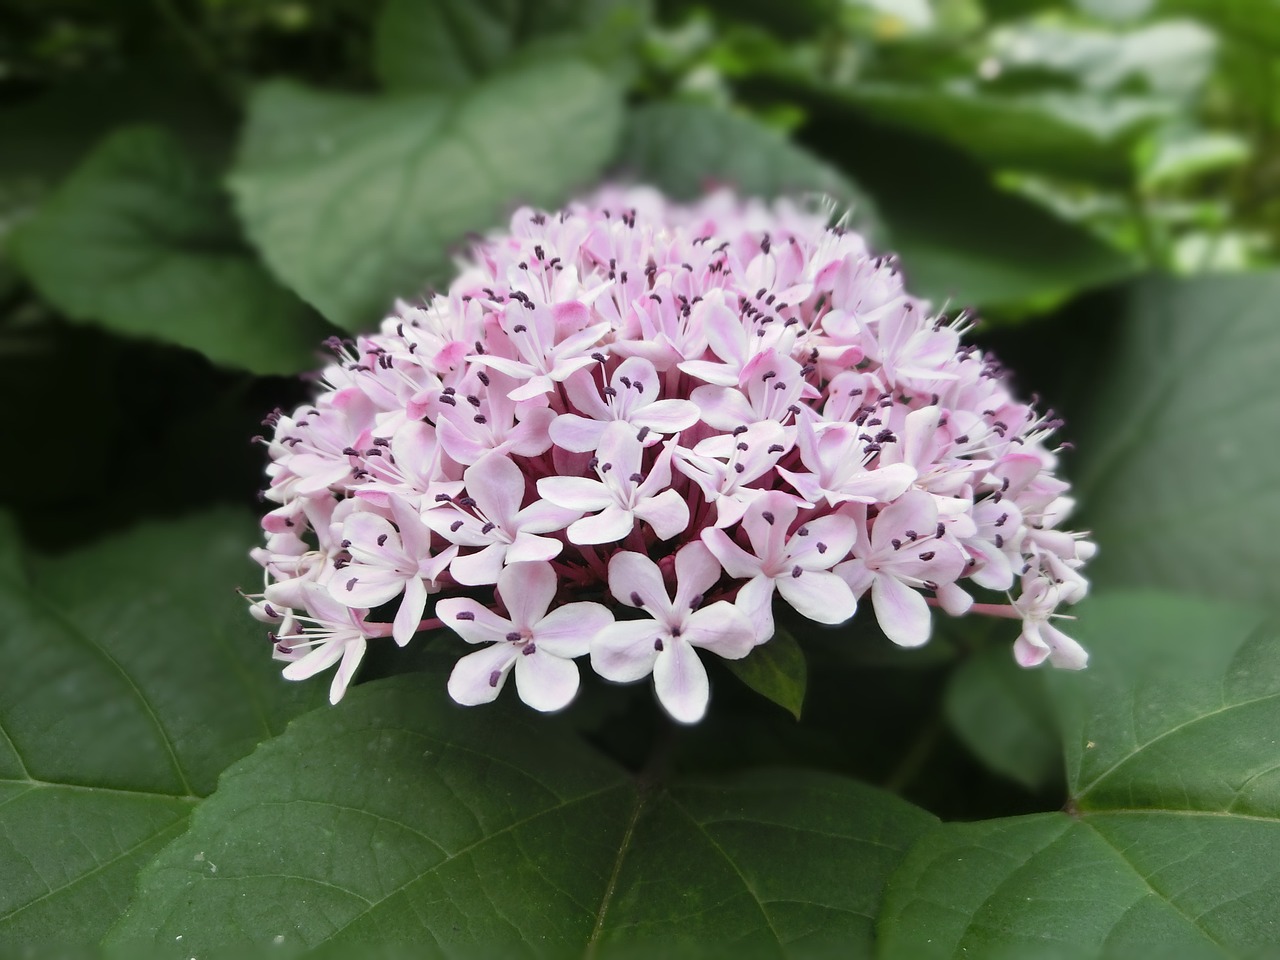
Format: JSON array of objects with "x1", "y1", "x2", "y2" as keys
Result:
[
  {"x1": 682, "y1": 601, "x2": 755, "y2": 659},
  {"x1": 497, "y1": 561, "x2": 557, "y2": 629},
  {"x1": 435, "y1": 597, "x2": 512, "y2": 645},
  {"x1": 607, "y1": 551, "x2": 672, "y2": 614},
  {"x1": 591, "y1": 619, "x2": 663, "y2": 682},
  {"x1": 631, "y1": 399, "x2": 701, "y2": 434},
  {"x1": 328, "y1": 638, "x2": 367, "y2": 704},
  {"x1": 776, "y1": 569, "x2": 857, "y2": 625},
  {"x1": 567, "y1": 505, "x2": 634, "y2": 545},
  {"x1": 449, "y1": 542, "x2": 507, "y2": 586},
  {"x1": 536, "y1": 476, "x2": 613, "y2": 511},
  {"x1": 514, "y1": 650, "x2": 580, "y2": 712},
  {"x1": 535, "y1": 602, "x2": 614, "y2": 657},
  {"x1": 634, "y1": 489, "x2": 690, "y2": 541},
  {"x1": 653, "y1": 639, "x2": 710, "y2": 724},
  {"x1": 504, "y1": 532, "x2": 564, "y2": 564},
  {"x1": 448, "y1": 644, "x2": 519, "y2": 705},
  {"x1": 549, "y1": 414, "x2": 609, "y2": 453},
  {"x1": 466, "y1": 453, "x2": 524, "y2": 530},
  {"x1": 701, "y1": 527, "x2": 764, "y2": 580},
  {"x1": 673, "y1": 540, "x2": 723, "y2": 610},
  {"x1": 391, "y1": 575, "x2": 429, "y2": 646},
  {"x1": 871, "y1": 573, "x2": 932, "y2": 647}
]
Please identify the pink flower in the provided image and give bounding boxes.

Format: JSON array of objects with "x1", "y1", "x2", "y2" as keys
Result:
[
  {"x1": 438, "y1": 562, "x2": 614, "y2": 711},
  {"x1": 275, "y1": 584, "x2": 393, "y2": 704},
  {"x1": 537, "y1": 426, "x2": 688, "y2": 545},
  {"x1": 1013, "y1": 575, "x2": 1088, "y2": 669},
  {"x1": 422, "y1": 453, "x2": 577, "y2": 585},
  {"x1": 591, "y1": 544, "x2": 755, "y2": 723},
  {"x1": 702, "y1": 490, "x2": 859, "y2": 642},
  {"x1": 835, "y1": 491, "x2": 968, "y2": 647},
  {"x1": 250, "y1": 186, "x2": 1094, "y2": 713},
  {"x1": 551, "y1": 356, "x2": 700, "y2": 452},
  {"x1": 327, "y1": 498, "x2": 455, "y2": 644}
]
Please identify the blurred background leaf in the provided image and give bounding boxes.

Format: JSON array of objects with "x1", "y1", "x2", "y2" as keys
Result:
[
  {"x1": 374, "y1": 0, "x2": 651, "y2": 91},
  {"x1": 229, "y1": 63, "x2": 623, "y2": 330},
  {"x1": 11, "y1": 126, "x2": 332, "y2": 374}
]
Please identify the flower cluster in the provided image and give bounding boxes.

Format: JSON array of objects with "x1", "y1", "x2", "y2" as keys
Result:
[{"x1": 247, "y1": 186, "x2": 1094, "y2": 722}]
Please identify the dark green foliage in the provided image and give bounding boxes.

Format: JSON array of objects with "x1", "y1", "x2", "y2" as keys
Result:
[{"x1": 1, "y1": 0, "x2": 1276, "y2": 953}]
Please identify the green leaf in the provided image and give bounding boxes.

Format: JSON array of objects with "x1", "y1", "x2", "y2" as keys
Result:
[
  {"x1": 374, "y1": 0, "x2": 650, "y2": 92},
  {"x1": 108, "y1": 676, "x2": 935, "y2": 955},
  {"x1": 943, "y1": 647, "x2": 1061, "y2": 791},
  {"x1": 0, "y1": 511, "x2": 322, "y2": 947},
  {"x1": 724, "y1": 626, "x2": 807, "y2": 719},
  {"x1": 230, "y1": 63, "x2": 622, "y2": 332},
  {"x1": 621, "y1": 102, "x2": 883, "y2": 241},
  {"x1": 1074, "y1": 274, "x2": 1280, "y2": 609},
  {"x1": 843, "y1": 82, "x2": 1169, "y2": 184},
  {"x1": 1160, "y1": 0, "x2": 1280, "y2": 51},
  {"x1": 1138, "y1": 129, "x2": 1251, "y2": 189},
  {"x1": 10, "y1": 127, "x2": 330, "y2": 375},
  {"x1": 879, "y1": 592, "x2": 1280, "y2": 958}
]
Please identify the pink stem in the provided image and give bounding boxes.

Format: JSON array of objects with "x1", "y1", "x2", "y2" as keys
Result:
[{"x1": 926, "y1": 597, "x2": 1022, "y2": 620}]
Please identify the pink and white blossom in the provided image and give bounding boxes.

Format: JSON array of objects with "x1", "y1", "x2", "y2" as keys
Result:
[
  {"x1": 592, "y1": 544, "x2": 755, "y2": 723},
  {"x1": 438, "y1": 562, "x2": 614, "y2": 711},
  {"x1": 249, "y1": 186, "x2": 1094, "y2": 717}
]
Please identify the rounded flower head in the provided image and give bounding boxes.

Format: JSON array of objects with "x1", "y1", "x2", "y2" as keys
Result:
[{"x1": 248, "y1": 185, "x2": 1094, "y2": 721}]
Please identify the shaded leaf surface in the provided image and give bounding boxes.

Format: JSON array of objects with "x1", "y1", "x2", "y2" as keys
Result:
[
  {"x1": 1074, "y1": 273, "x2": 1280, "y2": 609},
  {"x1": 0, "y1": 511, "x2": 321, "y2": 947},
  {"x1": 943, "y1": 646, "x2": 1061, "y2": 791},
  {"x1": 374, "y1": 0, "x2": 649, "y2": 92},
  {"x1": 724, "y1": 626, "x2": 808, "y2": 719},
  {"x1": 879, "y1": 593, "x2": 1280, "y2": 957},
  {"x1": 230, "y1": 64, "x2": 623, "y2": 331},
  {"x1": 621, "y1": 102, "x2": 882, "y2": 239},
  {"x1": 799, "y1": 101, "x2": 1136, "y2": 310},
  {"x1": 11, "y1": 127, "x2": 329, "y2": 375},
  {"x1": 108, "y1": 676, "x2": 934, "y2": 956},
  {"x1": 843, "y1": 83, "x2": 1168, "y2": 184}
]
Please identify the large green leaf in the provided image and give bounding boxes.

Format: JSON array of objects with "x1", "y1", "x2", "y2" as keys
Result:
[
  {"x1": 879, "y1": 593, "x2": 1280, "y2": 958},
  {"x1": 107, "y1": 675, "x2": 935, "y2": 955},
  {"x1": 229, "y1": 63, "x2": 623, "y2": 331},
  {"x1": 620, "y1": 101, "x2": 883, "y2": 240},
  {"x1": 10, "y1": 127, "x2": 330, "y2": 375},
  {"x1": 0, "y1": 511, "x2": 322, "y2": 947},
  {"x1": 1073, "y1": 273, "x2": 1280, "y2": 609},
  {"x1": 374, "y1": 0, "x2": 650, "y2": 92}
]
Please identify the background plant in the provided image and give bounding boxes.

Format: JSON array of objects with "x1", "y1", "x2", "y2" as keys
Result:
[{"x1": 0, "y1": 0, "x2": 1276, "y2": 955}]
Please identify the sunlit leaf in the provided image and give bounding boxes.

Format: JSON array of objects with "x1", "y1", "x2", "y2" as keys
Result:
[
  {"x1": 621, "y1": 101, "x2": 883, "y2": 240},
  {"x1": 230, "y1": 63, "x2": 623, "y2": 330}
]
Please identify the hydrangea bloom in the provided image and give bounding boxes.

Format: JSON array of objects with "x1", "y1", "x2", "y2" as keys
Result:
[{"x1": 249, "y1": 186, "x2": 1094, "y2": 720}]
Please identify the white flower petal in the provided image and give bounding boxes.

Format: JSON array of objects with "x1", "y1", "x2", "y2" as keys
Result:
[{"x1": 653, "y1": 639, "x2": 710, "y2": 724}]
